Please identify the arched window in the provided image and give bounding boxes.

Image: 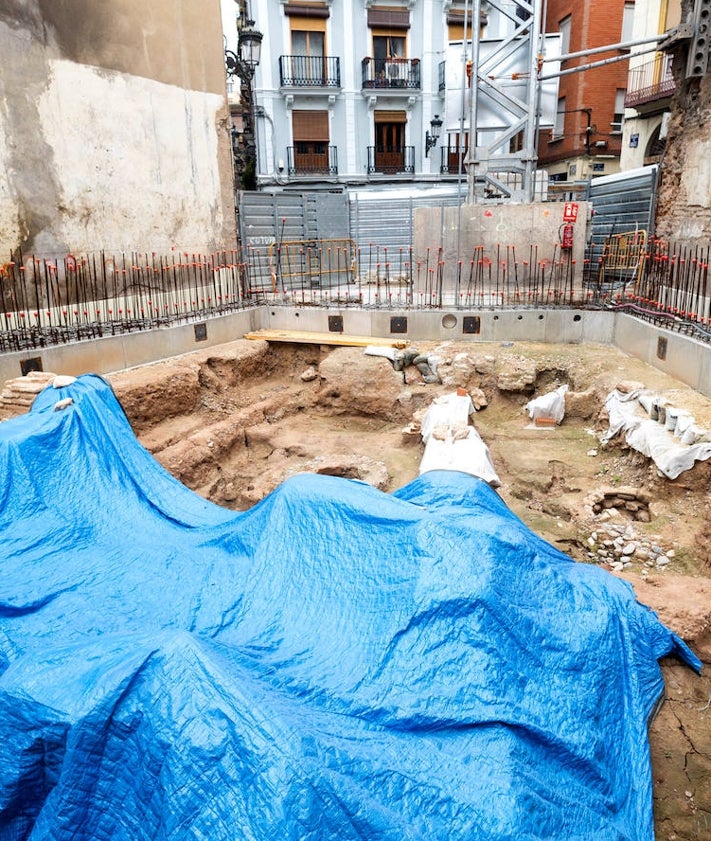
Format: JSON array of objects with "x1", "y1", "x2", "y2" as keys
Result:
[{"x1": 644, "y1": 124, "x2": 666, "y2": 164}]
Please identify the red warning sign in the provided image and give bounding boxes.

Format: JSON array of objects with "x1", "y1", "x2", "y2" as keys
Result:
[{"x1": 563, "y1": 202, "x2": 579, "y2": 223}]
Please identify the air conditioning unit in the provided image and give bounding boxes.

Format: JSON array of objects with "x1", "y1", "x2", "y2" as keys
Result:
[{"x1": 385, "y1": 61, "x2": 408, "y2": 83}]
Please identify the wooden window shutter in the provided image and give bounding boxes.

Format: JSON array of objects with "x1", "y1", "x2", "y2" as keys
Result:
[
  {"x1": 447, "y1": 9, "x2": 484, "y2": 39},
  {"x1": 284, "y1": 4, "x2": 330, "y2": 18},
  {"x1": 367, "y1": 8, "x2": 410, "y2": 29},
  {"x1": 289, "y1": 15, "x2": 327, "y2": 32},
  {"x1": 374, "y1": 110, "x2": 407, "y2": 124},
  {"x1": 292, "y1": 110, "x2": 329, "y2": 141}
]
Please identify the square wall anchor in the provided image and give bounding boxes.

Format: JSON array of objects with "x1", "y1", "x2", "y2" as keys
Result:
[
  {"x1": 20, "y1": 357, "x2": 43, "y2": 375},
  {"x1": 328, "y1": 315, "x2": 343, "y2": 332},
  {"x1": 390, "y1": 316, "x2": 407, "y2": 334},
  {"x1": 463, "y1": 316, "x2": 481, "y2": 335},
  {"x1": 194, "y1": 323, "x2": 208, "y2": 342}
]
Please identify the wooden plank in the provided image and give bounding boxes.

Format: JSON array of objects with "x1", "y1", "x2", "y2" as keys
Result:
[{"x1": 243, "y1": 329, "x2": 409, "y2": 348}]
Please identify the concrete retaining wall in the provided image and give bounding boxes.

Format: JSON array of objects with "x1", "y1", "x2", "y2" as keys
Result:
[
  {"x1": 0, "y1": 309, "x2": 261, "y2": 384},
  {"x1": 0, "y1": 3, "x2": 236, "y2": 256},
  {"x1": 2, "y1": 306, "x2": 711, "y2": 400},
  {"x1": 262, "y1": 305, "x2": 614, "y2": 346},
  {"x1": 413, "y1": 202, "x2": 590, "y2": 286},
  {"x1": 612, "y1": 313, "x2": 711, "y2": 397}
]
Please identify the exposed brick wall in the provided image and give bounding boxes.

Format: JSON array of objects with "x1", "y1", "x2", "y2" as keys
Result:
[
  {"x1": 655, "y1": 0, "x2": 711, "y2": 241},
  {"x1": 539, "y1": 0, "x2": 629, "y2": 168}
]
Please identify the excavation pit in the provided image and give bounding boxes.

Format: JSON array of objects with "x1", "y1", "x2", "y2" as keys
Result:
[{"x1": 2, "y1": 336, "x2": 711, "y2": 829}]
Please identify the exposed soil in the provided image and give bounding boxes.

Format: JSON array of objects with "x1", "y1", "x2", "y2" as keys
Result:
[{"x1": 3, "y1": 337, "x2": 711, "y2": 838}]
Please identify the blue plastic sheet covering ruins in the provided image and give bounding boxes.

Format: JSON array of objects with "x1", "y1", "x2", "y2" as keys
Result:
[{"x1": 0, "y1": 374, "x2": 701, "y2": 841}]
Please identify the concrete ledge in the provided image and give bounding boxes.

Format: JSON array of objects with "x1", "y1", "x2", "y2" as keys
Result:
[
  {"x1": 1, "y1": 306, "x2": 710, "y2": 399},
  {"x1": 262, "y1": 306, "x2": 615, "y2": 346},
  {"x1": 0, "y1": 309, "x2": 261, "y2": 384}
]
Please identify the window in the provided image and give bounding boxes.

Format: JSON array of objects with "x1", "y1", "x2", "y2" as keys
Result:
[
  {"x1": 373, "y1": 34, "x2": 406, "y2": 60},
  {"x1": 611, "y1": 89, "x2": 625, "y2": 133},
  {"x1": 447, "y1": 16, "x2": 474, "y2": 42},
  {"x1": 292, "y1": 110, "x2": 329, "y2": 173},
  {"x1": 559, "y1": 15, "x2": 571, "y2": 57},
  {"x1": 552, "y1": 96, "x2": 566, "y2": 139},
  {"x1": 509, "y1": 131, "x2": 524, "y2": 153},
  {"x1": 445, "y1": 131, "x2": 468, "y2": 173},
  {"x1": 368, "y1": 9, "x2": 409, "y2": 84},
  {"x1": 621, "y1": 2, "x2": 635, "y2": 43},
  {"x1": 289, "y1": 16, "x2": 326, "y2": 85},
  {"x1": 292, "y1": 30, "x2": 325, "y2": 58},
  {"x1": 515, "y1": 3, "x2": 531, "y2": 22},
  {"x1": 372, "y1": 33, "x2": 407, "y2": 83}
]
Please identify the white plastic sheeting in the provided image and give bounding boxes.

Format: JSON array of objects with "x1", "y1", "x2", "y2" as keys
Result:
[
  {"x1": 525, "y1": 384, "x2": 569, "y2": 425},
  {"x1": 601, "y1": 389, "x2": 711, "y2": 479},
  {"x1": 419, "y1": 393, "x2": 501, "y2": 487}
]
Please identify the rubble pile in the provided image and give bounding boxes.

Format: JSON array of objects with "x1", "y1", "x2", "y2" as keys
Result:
[
  {"x1": 590, "y1": 488, "x2": 651, "y2": 522},
  {"x1": 0, "y1": 371, "x2": 55, "y2": 419},
  {"x1": 584, "y1": 518, "x2": 677, "y2": 574}
]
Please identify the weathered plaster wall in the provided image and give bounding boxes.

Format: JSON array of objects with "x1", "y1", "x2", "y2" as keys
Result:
[{"x1": 0, "y1": 0, "x2": 236, "y2": 257}]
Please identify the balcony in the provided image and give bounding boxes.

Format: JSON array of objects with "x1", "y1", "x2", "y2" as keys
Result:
[
  {"x1": 362, "y1": 57, "x2": 420, "y2": 90},
  {"x1": 279, "y1": 55, "x2": 341, "y2": 89},
  {"x1": 440, "y1": 145, "x2": 468, "y2": 175},
  {"x1": 286, "y1": 145, "x2": 338, "y2": 177},
  {"x1": 367, "y1": 145, "x2": 415, "y2": 175},
  {"x1": 625, "y1": 53, "x2": 675, "y2": 109}
]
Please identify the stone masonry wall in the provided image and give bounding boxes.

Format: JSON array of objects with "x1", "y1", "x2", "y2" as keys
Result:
[{"x1": 655, "y1": 0, "x2": 711, "y2": 241}]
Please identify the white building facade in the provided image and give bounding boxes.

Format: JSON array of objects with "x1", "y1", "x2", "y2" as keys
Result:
[
  {"x1": 247, "y1": 0, "x2": 537, "y2": 192},
  {"x1": 620, "y1": 0, "x2": 681, "y2": 171}
]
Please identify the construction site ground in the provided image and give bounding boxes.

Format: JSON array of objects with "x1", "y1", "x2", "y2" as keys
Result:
[{"x1": 2, "y1": 336, "x2": 710, "y2": 839}]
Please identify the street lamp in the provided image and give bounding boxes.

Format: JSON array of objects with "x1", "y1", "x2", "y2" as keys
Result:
[
  {"x1": 425, "y1": 114, "x2": 443, "y2": 157},
  {"x1": 224, "y1": 5, "x2": 263, "y2": 191},
  {"x1": 225, "y1": 18, "x2": 263, "y2": 81}
]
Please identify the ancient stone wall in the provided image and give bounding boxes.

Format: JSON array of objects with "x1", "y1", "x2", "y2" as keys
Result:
[
  {"x1": 0, "y1": 1, "x2": 236, "y2": 257},
  {"x1": 655, "y1": 0, "x2": 711, "y2": 241}
]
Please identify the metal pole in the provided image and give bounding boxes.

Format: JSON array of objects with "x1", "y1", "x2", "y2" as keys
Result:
[
  {"x1": 539, "y1": 43, "x2": 663, "y2": 80},
  {"x1": 456, "y1": 0, "x2": 470, "y2": 262},
  {"x1": 544, "y1": 34, "x2": 666, "y2": 65},
  {"x1": 466, "y1": 0, "x2": 481, "y2": 204},
  {"x1": 523, "y1": 0, "x2": 544, "y2": 202}
]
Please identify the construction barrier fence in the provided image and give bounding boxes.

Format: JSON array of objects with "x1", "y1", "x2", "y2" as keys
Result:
[{"x1": 1, "y1": 235, "x2": 711, "y2": 353}]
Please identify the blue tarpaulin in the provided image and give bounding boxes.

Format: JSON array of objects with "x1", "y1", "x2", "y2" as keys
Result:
[{"x1": 0, "y1": 374, "x2": 700, "y2": 840}]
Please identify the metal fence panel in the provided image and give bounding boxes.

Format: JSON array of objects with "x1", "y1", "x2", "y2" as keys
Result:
[
  {"x1": 239, "y1": 188, "x2": 463, "y2": 291},
  {"x1": 348, "y1": 189, "x2": 463, "y2": 257},
  {"x1": 586, "y1": 166, "x2": 658, "y2": 249}
]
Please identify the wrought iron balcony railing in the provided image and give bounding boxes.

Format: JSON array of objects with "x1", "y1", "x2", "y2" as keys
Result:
[
  {"x1": 367, "y1": 145, "x2": 415, "y2": 175},
  {"x1": 362, "y1": 57, "x2": 420, "y2": 89},
  {"x1": 286, "y1": 145, "x2": 338, "y2": 176},
  {"x1": 440, "y1": 146, "x2": 469, "y2": 175},
  {"x1": 279, "y1": 55, "x2": 341, "y2": 88},
  {"x1": 625, "y1": 53, "x2": 675, "y2": 108}
]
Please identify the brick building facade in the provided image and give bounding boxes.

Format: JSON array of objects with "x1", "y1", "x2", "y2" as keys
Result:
[{"x1": 538, "y1": 0, "x2": 633, "y2": 185}]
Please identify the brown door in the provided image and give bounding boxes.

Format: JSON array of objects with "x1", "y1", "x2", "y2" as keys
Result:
[{"x1": 375, "y1": 122, "x2": 404, "y2": 172}]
